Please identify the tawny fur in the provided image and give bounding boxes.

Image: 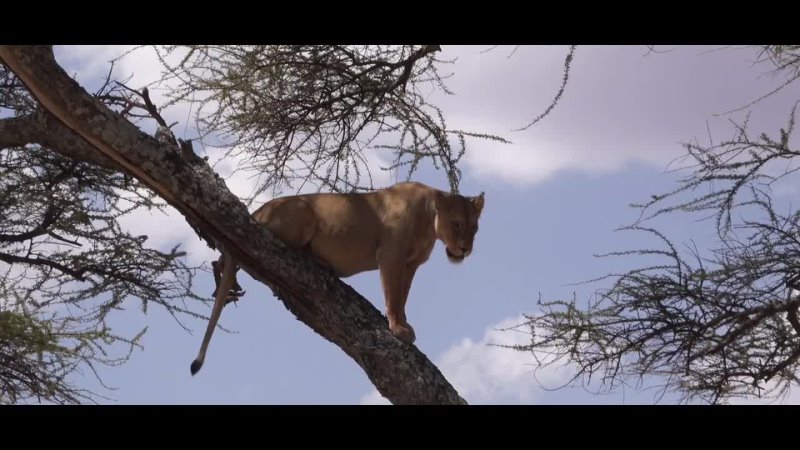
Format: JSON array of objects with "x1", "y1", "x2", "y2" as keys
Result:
[{"x1": 191, "y1": 181, "x2": 484, "y2": 375}]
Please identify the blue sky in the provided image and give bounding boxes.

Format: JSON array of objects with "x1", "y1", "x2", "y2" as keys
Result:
[{"x1": 51, "y1": 45, "x2": 800, "y2": 404}]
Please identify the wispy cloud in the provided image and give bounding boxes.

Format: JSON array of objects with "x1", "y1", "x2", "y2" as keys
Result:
[
  {"x1": 430, "y1": 45, "x2": 800, "y2": 187},
  {"x1": 360, "y1": 315, "x2": 575, "y2": 405}
]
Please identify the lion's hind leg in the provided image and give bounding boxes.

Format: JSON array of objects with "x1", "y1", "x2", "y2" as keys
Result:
[{"x1": 257, "y1": 197, "x2": 318, "y2": 251}]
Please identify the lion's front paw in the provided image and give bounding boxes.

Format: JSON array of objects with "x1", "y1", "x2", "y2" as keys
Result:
[{"x1": 390, "y1": 321, "x2": 416, "y2": 344}]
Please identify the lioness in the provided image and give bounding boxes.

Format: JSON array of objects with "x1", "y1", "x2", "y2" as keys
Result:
[{"x1": 191, "y1": 181, "x2": 484, "y2": 375}]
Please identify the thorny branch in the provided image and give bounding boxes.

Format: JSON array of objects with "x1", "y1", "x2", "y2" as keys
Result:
[
  {"x1": 149, "y1": 45, "x2": 509, "y2": 198},
  {"x1": 0, "y1": 58, "x2": 207, "y2": 405},
  {"x1": 515, "y1": 66, "x2": 800, "y2": 403}
]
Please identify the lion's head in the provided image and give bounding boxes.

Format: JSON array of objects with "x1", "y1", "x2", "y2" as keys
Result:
[{"x1": 435, "y1": 191, "x2": 485, "y2": 264}]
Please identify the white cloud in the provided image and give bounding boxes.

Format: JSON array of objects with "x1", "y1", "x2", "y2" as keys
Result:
[
  {"x1": 46, "y1": 45, "x2": 800, "y2": 191},
  {"x1": 359, "y1": 314, "x2": 800, "y2": 405},
  {"x1": 360, "y1": 315, "x2": 576, "y2": 405},
  {"x1": 461, "y1": 133, "x2": 674, "y2": 187},
  {"x1": 432, "y1": 45, "x2": 800, "y2": 187},
  {"x1": 55, "y1": 45, "x2": 173, "y2": 93},
  {"x1": 55, "y1": 45, "x2": 199, "y2": 137},
  {"x1": 356, "y1": 313, "x2": 800, "y2": 406},
  {"x1": 54, "y1": 46, "x2": 135, "y2": 85}
]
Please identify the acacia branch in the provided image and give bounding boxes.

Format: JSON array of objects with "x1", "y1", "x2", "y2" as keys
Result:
[
  {"x1": 0, "y1": 251, "x2": 86, "y2": 281},
  {"x1": 0, "y1": 110, "x2": 121, "y2": 171},
  {"x1": 148, "y1": 45, "x2": 489, "y2": 197},
  {"x1": 514, "y1": 45, "x2": 576, "y2": 131},
  {"x1": 0, "y1": 45, "x2": 465, "y2": 405},
  {"x1": 0, "y1": 202, "x2": 60, "y2": 243},
  {"x1": 788, "y1": 305, "x2": 800, "y2": 336}
]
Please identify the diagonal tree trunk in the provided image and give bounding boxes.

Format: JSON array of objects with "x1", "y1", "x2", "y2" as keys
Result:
[{"x1": 0, "y1": 45, "x2": 466, "y2": 405}]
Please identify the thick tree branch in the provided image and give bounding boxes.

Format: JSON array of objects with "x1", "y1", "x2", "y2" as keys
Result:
[
  {"x1": 0, "y1": 114, "x2": 38, "y2": 146},
  {"x1": 0, "y1": 110, "x2": 120, "y2": 171},
  {"x1": 0, "y1": 45, "x2": 466, "y2": 405}
]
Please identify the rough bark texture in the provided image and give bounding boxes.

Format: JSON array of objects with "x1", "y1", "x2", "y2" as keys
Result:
[
  {"x1": 0, "y1": 45, "x2": 467, "y2": 405},
  {"x1": 0, "y1": 110, "x2": 121, "y2": 170}
]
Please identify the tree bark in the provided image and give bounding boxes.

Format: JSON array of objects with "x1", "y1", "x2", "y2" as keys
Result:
[
  {"x1": 0, "y1": 45, "x2": 466, "y2": 405},
  {"x1": 0, "y1": 110, "x2": 120, "y2": 170}
]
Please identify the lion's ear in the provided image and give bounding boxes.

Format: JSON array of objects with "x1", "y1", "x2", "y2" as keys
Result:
[{"x1": 472, "y1": 192, "x2": 484, "y2": 213}]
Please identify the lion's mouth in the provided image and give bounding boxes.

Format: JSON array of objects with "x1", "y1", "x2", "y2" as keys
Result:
[{"x1": 446, "y1": 247, "x2": 465, "y2": 263}]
